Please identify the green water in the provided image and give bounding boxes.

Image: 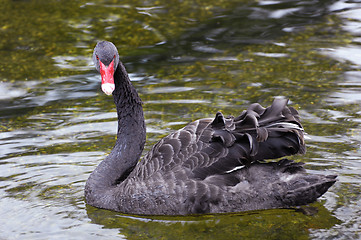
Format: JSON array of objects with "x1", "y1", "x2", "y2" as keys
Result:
[{"x1": 1, "y1": 0, "x2": 360, "y2": 239}]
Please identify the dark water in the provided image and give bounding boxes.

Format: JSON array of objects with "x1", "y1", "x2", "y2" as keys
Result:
[{"x1": 1, "y1": 0, "x2": 361, "y2": 239}]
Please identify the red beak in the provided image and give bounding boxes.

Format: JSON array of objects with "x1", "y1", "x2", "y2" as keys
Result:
[{"x1": 99, "y1": 59, "x2": 115, "y2": 95}]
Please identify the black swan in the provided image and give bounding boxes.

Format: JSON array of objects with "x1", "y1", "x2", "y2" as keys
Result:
[{"x1": 85, "y1": 41, "x2": 336, "y2": 215}]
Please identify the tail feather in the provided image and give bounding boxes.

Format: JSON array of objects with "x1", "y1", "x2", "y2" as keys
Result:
[
  {"x1": 218, "y1": 159, "x2": 337, "y2": 212},
  {"x1": 283, "y1": 175, "x2": 337, "y2": 206},
  {"x1": 274, "y1": 159, "x2": 337, "y2": 206}
]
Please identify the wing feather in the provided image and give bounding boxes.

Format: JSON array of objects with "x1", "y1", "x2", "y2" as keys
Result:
[{"x1": 133, "y1": 98, "x2": 305, "y2": 181}]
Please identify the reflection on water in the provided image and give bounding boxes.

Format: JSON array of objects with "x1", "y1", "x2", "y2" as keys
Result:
[
  {"x1": 0, "y1": 0, "x2": 361, "y2": 239},
  {"x1": 86, "y1": 204, "x2": 340, "y2": 239}
]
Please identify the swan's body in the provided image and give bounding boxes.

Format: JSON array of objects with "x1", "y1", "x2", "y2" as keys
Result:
[{"x1": 85, "y1": 41, "x2": 336, "y2": 215}]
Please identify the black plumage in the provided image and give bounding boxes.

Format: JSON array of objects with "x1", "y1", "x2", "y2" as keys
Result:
[{"x1": 84, "y1": 41, "x2": 336, "y2": 215}]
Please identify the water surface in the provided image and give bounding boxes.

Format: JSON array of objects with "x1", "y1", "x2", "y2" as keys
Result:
[{"x1": 0, "y1": 0, "x2": 361, "y2": 239}]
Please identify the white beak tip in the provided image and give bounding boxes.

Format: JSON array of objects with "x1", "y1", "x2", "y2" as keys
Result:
[{"x1": 101, "y1": 83, "x2": 115, "y2": 95}]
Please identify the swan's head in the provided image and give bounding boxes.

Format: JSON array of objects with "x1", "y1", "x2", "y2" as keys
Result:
[{"x1": 93, "y1": 41, "x2": 120, "y2": 95}]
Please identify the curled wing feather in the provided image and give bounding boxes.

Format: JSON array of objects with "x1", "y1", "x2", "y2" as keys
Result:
[{"x1": 133, "y1": 98, "x2": 305, "y2": 181}]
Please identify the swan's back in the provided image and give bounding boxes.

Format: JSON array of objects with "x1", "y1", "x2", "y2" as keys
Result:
[
  {"x1": 132, "y1": 98, "x2": 304, "y2": 178},
  {"x1": 111, "y1": 98, "x2": 335, "y2": 215}
]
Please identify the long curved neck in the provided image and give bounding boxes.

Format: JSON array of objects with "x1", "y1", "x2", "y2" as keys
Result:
[{"x1": 85, "y1": 62, "x2": 146, "y2": 210}]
